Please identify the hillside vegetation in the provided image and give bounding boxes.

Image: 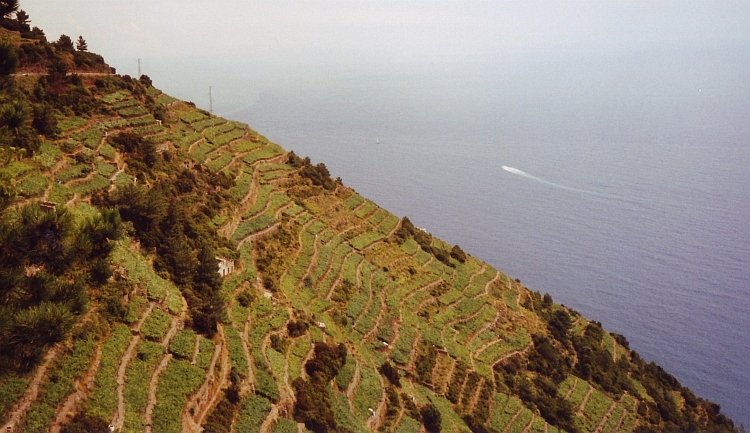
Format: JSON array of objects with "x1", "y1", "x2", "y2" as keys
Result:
[{"x1": 0, "y1": 6, "x2": 740, "y2": 433}]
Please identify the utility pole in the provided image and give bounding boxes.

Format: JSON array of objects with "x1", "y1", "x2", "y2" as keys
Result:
[
  {"x1": 208, "y1": 86, "x2": 215, "y2": 142},
  {"x1": 137, "y1": 58, "x2": 141, "y2": 78}
]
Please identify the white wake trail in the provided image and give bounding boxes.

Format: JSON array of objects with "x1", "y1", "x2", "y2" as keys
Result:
[{"x1": 502, "y1": 165, "x2": 614, "y2": 197}]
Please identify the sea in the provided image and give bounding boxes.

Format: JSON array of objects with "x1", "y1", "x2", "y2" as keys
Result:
[{"x1": 149, "y1": 43, "x2": 750, "y2": 426}]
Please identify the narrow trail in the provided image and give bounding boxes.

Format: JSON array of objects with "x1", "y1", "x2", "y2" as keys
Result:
[
  {"x1": 366, "y1": 370, "x2": 388, "y2": 431},
  {"x1": 564, "y1": 377, "x2": 579, "y2": 400},
  {"x1": 464, "y1": 264, "x2": 487, "y2": 292},
  {"x1": 1, "y1": 346, "x2": 59, "y2": 432},
  {"x1": 433, "y1": 356, "x2": 455, "y2": 395},
  {"x1": 465, "y1": 377, "x2": 485, "y2": 414},
  {"x1": 354, "y1": 271, "x2": 375, "y2": 326},
  {"x1": 49, "y1": 344, "x2": 103, "y2": 433},
  {"x1": 299, "y1": 345, "x2": 316, "y2": 382},
  {"x1": 236, "y1": 223, "x2": 280, "y2": 247},
  {"x1": 112, "y1": 334, "x2": 141, "y2": 429},
  {"x1": 593, "y1": 400, "x2": 620, "y2": 433},
  {"x1": 405, "y1": 334, "x2": 422, "y2": 372},
  {"x1": 192, "y1": 332, "x2": 229, "y2": 428},
  {"x1": 190, "y1": 336, "x2": 201, "y2": 365},
  {"x1": 477, "y1": 271, "x2": 502, "y2": 299},
  {"x1": 186, "y1": 341, "x2": 223, "y2": 429},
  {"x1": 502, "y1": 407, "x2": 524, "y2": 433},
  {"x1": 161, "y1": 316, "x2": 181, "y2": 348},
  {"x1": 577, "y1": 386, "x2": 595, "y2": 415},
  {"x1": 240, "y1": 321, "x2": 256, "y2": 386},
  {"x1": 325, "y1": 249, "x2": 356, "y2": 300},
  {"x1": 361, "y1": 285, "x2": 387, "y2": 342},
  {"x1": 490, "y1": 343, "x2": 533, "y2": 369},
  {"x1": 144, "y1": 353, "x2": 173, "y2": 433},
  {"x1": 398, "y1": 279, "x2": 443, "y2": 324},
  {"x1": 300, "y1": 230, "x2": 321, "y2": 286},
  {"x1": 112, "y1": 303, "x2": 154, "y2": 430},
  {"x1": 612, "y1": 408, "x2": 629, "y2": 432},
  {"x1": 463, "y1": 310, "x2": 500, "y2": 347},
  {"x1": 345, "y1": 360, "x2": 362, "y2": 403},
  {"x1": 521, "y1": 414, "x2": 536, "y2": 433}
]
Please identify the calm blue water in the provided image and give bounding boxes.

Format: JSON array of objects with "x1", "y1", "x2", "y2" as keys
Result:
[{"x1": 166, "y1": 45, "x2": 750, "y2": 425}]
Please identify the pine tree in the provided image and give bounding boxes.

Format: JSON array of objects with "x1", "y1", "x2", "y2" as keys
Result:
[
  {"x1": 14, "y1": 9, "x2": 28, "y2": 25},
  {"x1": 56, "y1": 34, "x2": 74, "y2": 52},
  {"x1": 0, "y1": 41, "x2": 18, "y2": 77},
  {"x1": 76, "y1": 35, "x2": 87, "y2": 52},
  {"x1": 0, "y1": 0, "x2": 19, "y2": 19}
]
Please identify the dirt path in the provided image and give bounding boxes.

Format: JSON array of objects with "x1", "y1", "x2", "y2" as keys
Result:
[
  {"x1": 465, "y1": 377, "x2": 485, "y2": 415},
  {"x1": 1, "y1": 346, "x2": 59, "y2": 432},
  {"x1": 236, "y1": 223, "x2": 280, "y2": 248},
  {"x1": 354, "y1": 271, "x2": 375, "y2": 325},
  {"x1": 577, "y1": 386, "x2": 595, "y2": 415},
  {"x1": 192, "y1": 331, "x2": 230, "y2": 428},
  {"x1": 325, "y1": 250, "x2": 356, "y2": 300},
  {"x1": 564, "y1": 377, "x2": 579, "y2": 400},
  {"x1": 593, "y1": 399, "x2": 620, "y2": 433},
  {"x1": 405, "y1": 333, "x2": 423, "y2": 372},
  {"x1": 183, "y1": 338, "x2": 226, "y2": 432},
  {"x1": 464, "y1": 264, "x2": 487, "y2": 291},
  {"x1": 362, "y1": 285, "x2": 387, "y2": 342},
  {"x1": 611, "y1": 407, "x2": 629, "y2": 432},
  {"x1": 366, "y1": 370, "x2": 388, "y2": 431},
  {"x1": 112, "y1": 304, "x2": 154, "y2": 430},
  {"x1": 477, "y1": 271, "x2": 501, "y2": 299},
  {"x1": 345, "y1": 360, "x2": 361, "y2": 402},
  {"x1": 521, "y1": 414, "x2": 536, "y2": 433},
  {"x1": 144, "y1": 353, "x2": 173, "y2": 433},
  {"x1": 49, "y1": 344, "x2": 103, "y2": 433},
  {"x1": 502, "y1": 406, "x2": 524, "y2": 433},
  {"x1": 221, "y1": 166, "x2": 261, "y2": 239},
  {"x1": 190, "y1": 336, "x2": 201, "y2": 365},
  {"x1": 111, "y1": 334, "x2": 141, "y2": 429},
  {"x1": 299, "y1": 345, "x2": 316, "y2": 382},
  {"x1": 240, "y1": 321, "x2": 256, "y2": 386},
  {"x1": 489, "y1": 343, "x2": 533, "y2": 369},
  {"x1": 433, "y1": 356, "x2": 455, "y2": 395},
  {"x1": 463, "y1": 310, "x2": 500, "y2": 348}
]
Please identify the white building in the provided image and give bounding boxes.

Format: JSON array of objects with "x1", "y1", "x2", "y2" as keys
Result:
[{"x1": 216, "y1": 257, "x2": 235, "y2": 277}]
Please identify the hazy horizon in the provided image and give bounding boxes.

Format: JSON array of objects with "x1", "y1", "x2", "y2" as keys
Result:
[{"x1": 22, "y1": 1, "x2": 750, "y2": 113}]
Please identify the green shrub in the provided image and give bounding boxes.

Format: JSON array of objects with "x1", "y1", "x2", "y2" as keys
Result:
[
  {"x1": 168, "y1": 329, "x2": 197, "y2": 360},
  {"x1": 225, "y1": 326, "x2": 248, "y2": 377},
  {"x1": 195, "y1": 337, "x2": 216, "y2": 371},
  {"x1": 122, "y1": 340, "x2": 164, "y2": 432},
  {"x1": 271, "y1": 418, "x2": 298, "y2": 433},
  {"x1": 87, "y1": 324, "x2": 132, "y2": 420},
  {"x1": 235, "y1": 394, "x2": 271, "y2": 432},
  {"x1": 18, "y1": 172, "x2": 48, "y2": 197},
  {"x1": 56, "y1": 164, "x2": 91, "y2": 183},
  {"x1": 151, "y1": 360, "x2": 205, "y2": 433},
  {"x1": 140, "y1": 308, "x2": 172, "y2": 342}
]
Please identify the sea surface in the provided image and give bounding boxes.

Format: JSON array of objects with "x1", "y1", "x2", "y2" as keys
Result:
[{"x1": 155, "y1": 44, "x2": 750, "y2": 425}]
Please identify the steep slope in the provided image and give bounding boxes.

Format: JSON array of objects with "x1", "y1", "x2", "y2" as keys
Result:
[{"x1": 0, "y1": 13, "x2": 740, "y2": 433}]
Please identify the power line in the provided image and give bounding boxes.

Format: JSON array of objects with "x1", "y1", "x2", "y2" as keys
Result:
[{"x1": 209, "y1": 86, "x2": 215, "y2": 142}]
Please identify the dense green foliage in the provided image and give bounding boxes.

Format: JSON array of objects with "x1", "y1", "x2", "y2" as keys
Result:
[{"x1": 293, "y1": 342, "x2": 350, "y2": 432}]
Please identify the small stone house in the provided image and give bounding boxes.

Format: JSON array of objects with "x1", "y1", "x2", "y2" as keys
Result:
[{"x1": 216, "y1": 257, "x2": 235, "y2": 277}]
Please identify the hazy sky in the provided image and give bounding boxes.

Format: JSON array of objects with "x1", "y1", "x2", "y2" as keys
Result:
[{"x1": 21, "y1": 1, "x2": 750, "y2": 71}]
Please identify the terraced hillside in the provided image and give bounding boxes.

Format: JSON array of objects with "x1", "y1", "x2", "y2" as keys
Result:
[{"x1": 0, "y1": 19, "x2": 739, "y2": 433}]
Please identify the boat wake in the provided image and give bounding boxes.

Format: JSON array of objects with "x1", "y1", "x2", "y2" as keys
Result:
[{"x1": 502, "y1": 165, "x2": 632, "y2": 201}]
